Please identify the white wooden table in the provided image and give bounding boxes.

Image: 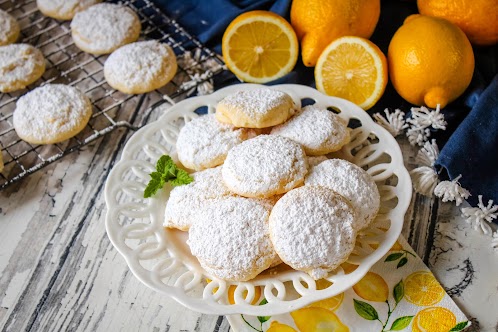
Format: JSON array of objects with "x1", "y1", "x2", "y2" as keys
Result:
[{"x1": 1, "y1": 99, "x2": 497, "y2": 332}]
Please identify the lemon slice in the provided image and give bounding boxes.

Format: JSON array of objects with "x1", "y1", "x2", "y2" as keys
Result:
[
  {"x1": 222, "y1": 10, "x2": 298, "y2": 83},
  {"x1": 404, "y1": 271, "x2": 445, "y2": 306},
  {"x1": 315, "y1": 36, "x2": 388, "y2": 110}
]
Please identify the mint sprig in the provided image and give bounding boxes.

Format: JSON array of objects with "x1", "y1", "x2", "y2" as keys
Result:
[{"x1": 143, "y1": 155, "x2": 193, "y2": 198}]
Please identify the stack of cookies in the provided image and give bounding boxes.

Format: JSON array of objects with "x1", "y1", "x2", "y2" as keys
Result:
[{"x1": 166, "y1": 88, "x2": 381, "y2": 281}]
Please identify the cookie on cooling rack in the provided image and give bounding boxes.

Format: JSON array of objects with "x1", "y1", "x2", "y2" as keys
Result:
[
  {"x1": 36, "y1": 0, "x2": 101, "y2": 20},
  {"x1": 305, "y1": 158, "x2": 380, "y2": 230},
  {"x1": 0, "y1": 9, "x2": 20, "y2": 46},
  {"x1": 104, "y1": 40, "x2": 177, "y2": 94},
  {"x1": 71, "y1": 3, "x2": 141, "y2": 55},
  {"x1": 271, "y1": 105, "x2": 350, "y2": 156},
  {"x1": 13, "y1": 84, "x2": 92, "y2": 145},
  {"x1": 0, "y1": 44, "x2": 46, "y2": 93},
  {"x1": 176, "y1": 114, "x2": 251, "y2": 171},
  {"x1": 188, "y1": 196, "x2": 277, "y2": 281},
  {"x1": 269, "y1": 185, "x2": 357, "y2": 280},
  {"x1": 216, "y1": 88, "x2": 296, "y2": 128},
  {"x1": 222, "y1": 135, "x2": 308, "y2": 198}
]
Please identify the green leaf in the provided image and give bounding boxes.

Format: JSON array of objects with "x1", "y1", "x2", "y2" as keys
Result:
[
  {"x1": 353, "y1": 299, "x2": 379, "y2": 320},
  {"x1": 385, "y1": 253, "x2": 404, "y2": 262},
  {"x1": 259, "y1": 298, "x2": 268, "y2": 305},
  {"x1": 257, "y1": 315, "x2": 271, "y2": 323},
  {"x1": 170, "y1": 169, "x2": 194, "y2": 187},
  {"x1": 143, "y1": 177, "x2": 162, "y2": 198},
  {"x1": 450, "y1": 321, "x2": 469, "y2": 331},
  {"x1": 390, "y1": 316, "x2": 413, "y2": 331},
  {"x1": 156, "y1": 155, "x2": 174, "y2": 173},
  {"x1": 397, "y1": 257, "x2": 408, "y2": 268},
  {"x1": 393, "y1": 280, "x2": 404, "y2": 304}
]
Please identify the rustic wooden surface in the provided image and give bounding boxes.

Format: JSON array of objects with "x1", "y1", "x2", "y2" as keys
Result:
[{"x1": 1, "y1": 99, "x2": 497, "y2": 332}]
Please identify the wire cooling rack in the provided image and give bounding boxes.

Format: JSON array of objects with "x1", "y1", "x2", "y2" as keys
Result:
[{"x1": 0, "y1": 0, "x2": 228, "y2": 189}]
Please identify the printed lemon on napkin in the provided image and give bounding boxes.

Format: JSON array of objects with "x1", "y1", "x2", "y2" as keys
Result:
[{"x1": 228, "y1": 236, "x2": 470, "y2": 332}]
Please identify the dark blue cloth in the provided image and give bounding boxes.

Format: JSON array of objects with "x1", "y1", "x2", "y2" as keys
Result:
[{"x1": 155, "y1": 0, "x2": 498, "y2": 206}]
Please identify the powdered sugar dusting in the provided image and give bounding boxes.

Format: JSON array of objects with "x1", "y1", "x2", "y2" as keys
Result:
[
  {"x1": 305, "y1": 159, "x2": 380, "y2": 230},
  {"x1": 104, "y1": 40, "x2": 177, "y2": 93},
  {"x1": 188, "y1": 197, "x2": 276, "y2": 281},
  {"x1": 271, "y1": 105, "x2": 350, "y2": 155},
  {"x1": 176, "y1": 114, "x2": 249, "y2": 170},
  {"x1": 164, "y1": 167, "x2": 232, "y2": 231},
  {"x1": 0, "y1": 44, "x2": 45, "y2": 92},
  {"x1": 13, "y1": 84, "x2": 92, "y2": 144},
  {"x1": 222, "y1": 135, "x2": 308, "y2": 198},
  {"x1": 71, "y1": 3, "x2": 140, "y2": 54},
  {"x1": 269, "y1": 186, "x2": 356, "y2": 280},
  {"x1": 37, "y1": 0, "x2": 101, "y2": 19},
  {"x1": 0, "y1": 9, "x2": 19, "y2": 45},
  {"x1": 307, "y1": 155, "x2": 328, "y2": 167}
]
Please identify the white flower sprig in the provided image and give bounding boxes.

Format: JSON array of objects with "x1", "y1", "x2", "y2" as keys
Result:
[
  {"x1": 177, "y1": 49, "x2": 224, "y2": 96},
  {"x1": 406, "y1": 105, "x2": 447, "y2": 146},
  {"x1": 373, "y1": 108, "x2": 408, "y2": 137},
  {"x1": 410, "y1": 140, "x2": 440, "y2": 196},
  {"x1": 491, "y1": 231, "x2": 498, "y2": 252},
  {"x1": 461, "y1": 195, "x2": 498, "y2": 235},
  {"x1": 416, "y1": 139, "x2": 439, "y2": 167},
  {"x1": 434, "y1": 175, "x2": 471, "y2": 206}
]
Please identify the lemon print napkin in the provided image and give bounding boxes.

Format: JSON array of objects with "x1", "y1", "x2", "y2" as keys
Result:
[{"x1": 227, "y1": 236, "x2": 470, "y2": 332}]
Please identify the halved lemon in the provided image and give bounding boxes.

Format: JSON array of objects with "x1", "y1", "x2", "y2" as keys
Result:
[
  {"x1": 315, "y1": 36, "x2": 388, "y2": 110},
  {"x1": 222, "y1": 10, "x2": 299, "y2": 83}
]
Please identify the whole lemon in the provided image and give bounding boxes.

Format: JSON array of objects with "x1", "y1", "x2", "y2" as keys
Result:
[
  {"x1": 388, "y1": 15, "x2": 474, "y2": 108},
  {"x1": 418, "y1": 0, "x2": 498, "y2": 46},
  {"x1": 290, "y1": 0, "x2": 380, "y2": 67}
]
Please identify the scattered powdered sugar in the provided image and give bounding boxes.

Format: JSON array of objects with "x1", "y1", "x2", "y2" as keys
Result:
[
  {"x1": 271, "y1": 105, "x2": 350, "y2": 155},
  {"x1": 164, "y1": 167, "x2": 233, "y2": 231},
  {"x1": 307, "y1": 155, "x2": 328, "y2": 167},
  {"x1": 0, "y1": 44, "x2": 45, "y2": 92},
  {"x1": 269, "y1": 186, "x2": 357, "y2": 280},
  {"x1": 104, "y1": 40, "x2": 176, "y2": 92},
  {"x1": 37, "y1": 0, "x2": 101, "y2": 19},
  {"x1": 305, "y1": 159, "x2": 380, "y2": 230},
  {"x1": 222, "y1": 135, "x2": 308, "y2": 198},
  {"x1": 71, "y1": 3, "x2": 140, "y2": 54},
  {"x1": 13, "y1": 84, "x2": 92, "y2": 144},
  {"x1": 176, "y1": 114, "x2": 249, "y2": 170},
  {"x1": 0, "y1": 9, "x2": 19, "y2": 45},
  {"x1": 187, "y1": 197, "x2": 276, "y2": 281}
]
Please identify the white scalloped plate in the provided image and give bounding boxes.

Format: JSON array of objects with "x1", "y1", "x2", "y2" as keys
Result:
[{"x1": 105, "y1": 84, "x2": 412, "y2": 316}]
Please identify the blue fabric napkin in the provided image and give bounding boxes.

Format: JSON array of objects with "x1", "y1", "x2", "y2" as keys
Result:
[{"x1": 155, "y1": 0, "x2": 498, "y2": 206}]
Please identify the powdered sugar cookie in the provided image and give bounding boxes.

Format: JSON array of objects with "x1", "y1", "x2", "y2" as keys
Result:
[
  {"x1": 37, "y1": 0, "x2": 101, "y2": 20},
  {"x1": 176, "y1": 114, "x2": 250, "y2": 171},
  {"x1": 307, "y1": 155, "x2": 328, "y2": 167},
  {"x1": 0, "y1": 44, "x2": 46, "y2": 93},
  {"x1": 0, "y1": 10, "x2": 20, "y2": 46},
  {"x1": 305, "y1": 159, "x2": 380, "y2": 230},
  {"x1": 222, "y1": 135, "x2": 308, "y2": 198},
  {"x1": 164, "y1": 167, "x2": 232, "y2": 231},
  {"x1": 216, "y1": 88, "x2": 296, "y2": 128},
  {"x1": 269, "y1": 186, "x2": 357, "y2": 280},
  {"x1": 13, "y1": 84, "x2": 92, "y2": 144},
  {"x1": 104, "y1": 40, "x2": 177, "y2": 94},
  {"x1": 188, "y1": 197, "x2": 277, "y2": 281},
  {"x1": 71, "y1": 3, "x2": 141, "y2": 55},
  {"x1": 271, "y1": 105, "x2": 350, "y2": 155}
]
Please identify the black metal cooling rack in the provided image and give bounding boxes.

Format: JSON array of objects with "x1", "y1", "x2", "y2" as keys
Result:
[{"x1": 0, "y1": 0, "x2": 228, "y2": 189}]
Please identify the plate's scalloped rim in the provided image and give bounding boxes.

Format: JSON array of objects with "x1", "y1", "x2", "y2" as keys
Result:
[{"x1": 105, "y1": 83, "x2": 412, "y2": 316}]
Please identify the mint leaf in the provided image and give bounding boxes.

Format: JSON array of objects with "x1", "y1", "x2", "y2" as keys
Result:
[
  {"x1": 393, "y1": 280, "x2": 404, "y2": 304},
  {"x1": 353, "y1": 299, "x2": 379, "y2": 320},
  {"x1": 144, "y1": 155, "x2": 194, "y2": 198},
  {"x1": 450, "y1": 322, "x2": 469, "y2": 331},
  {"x1": 385, "y1": 253, "x2": 403, "y2": 262},
  {"x1": 170, "y1": 169, "x2": 194, "y2": 187},
  {"x1": 156, "y1": 155, "x2": 174, "y2": 173},
  {"x1": 390, "y1": 316, "x2": 413, "y2": 330}
]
